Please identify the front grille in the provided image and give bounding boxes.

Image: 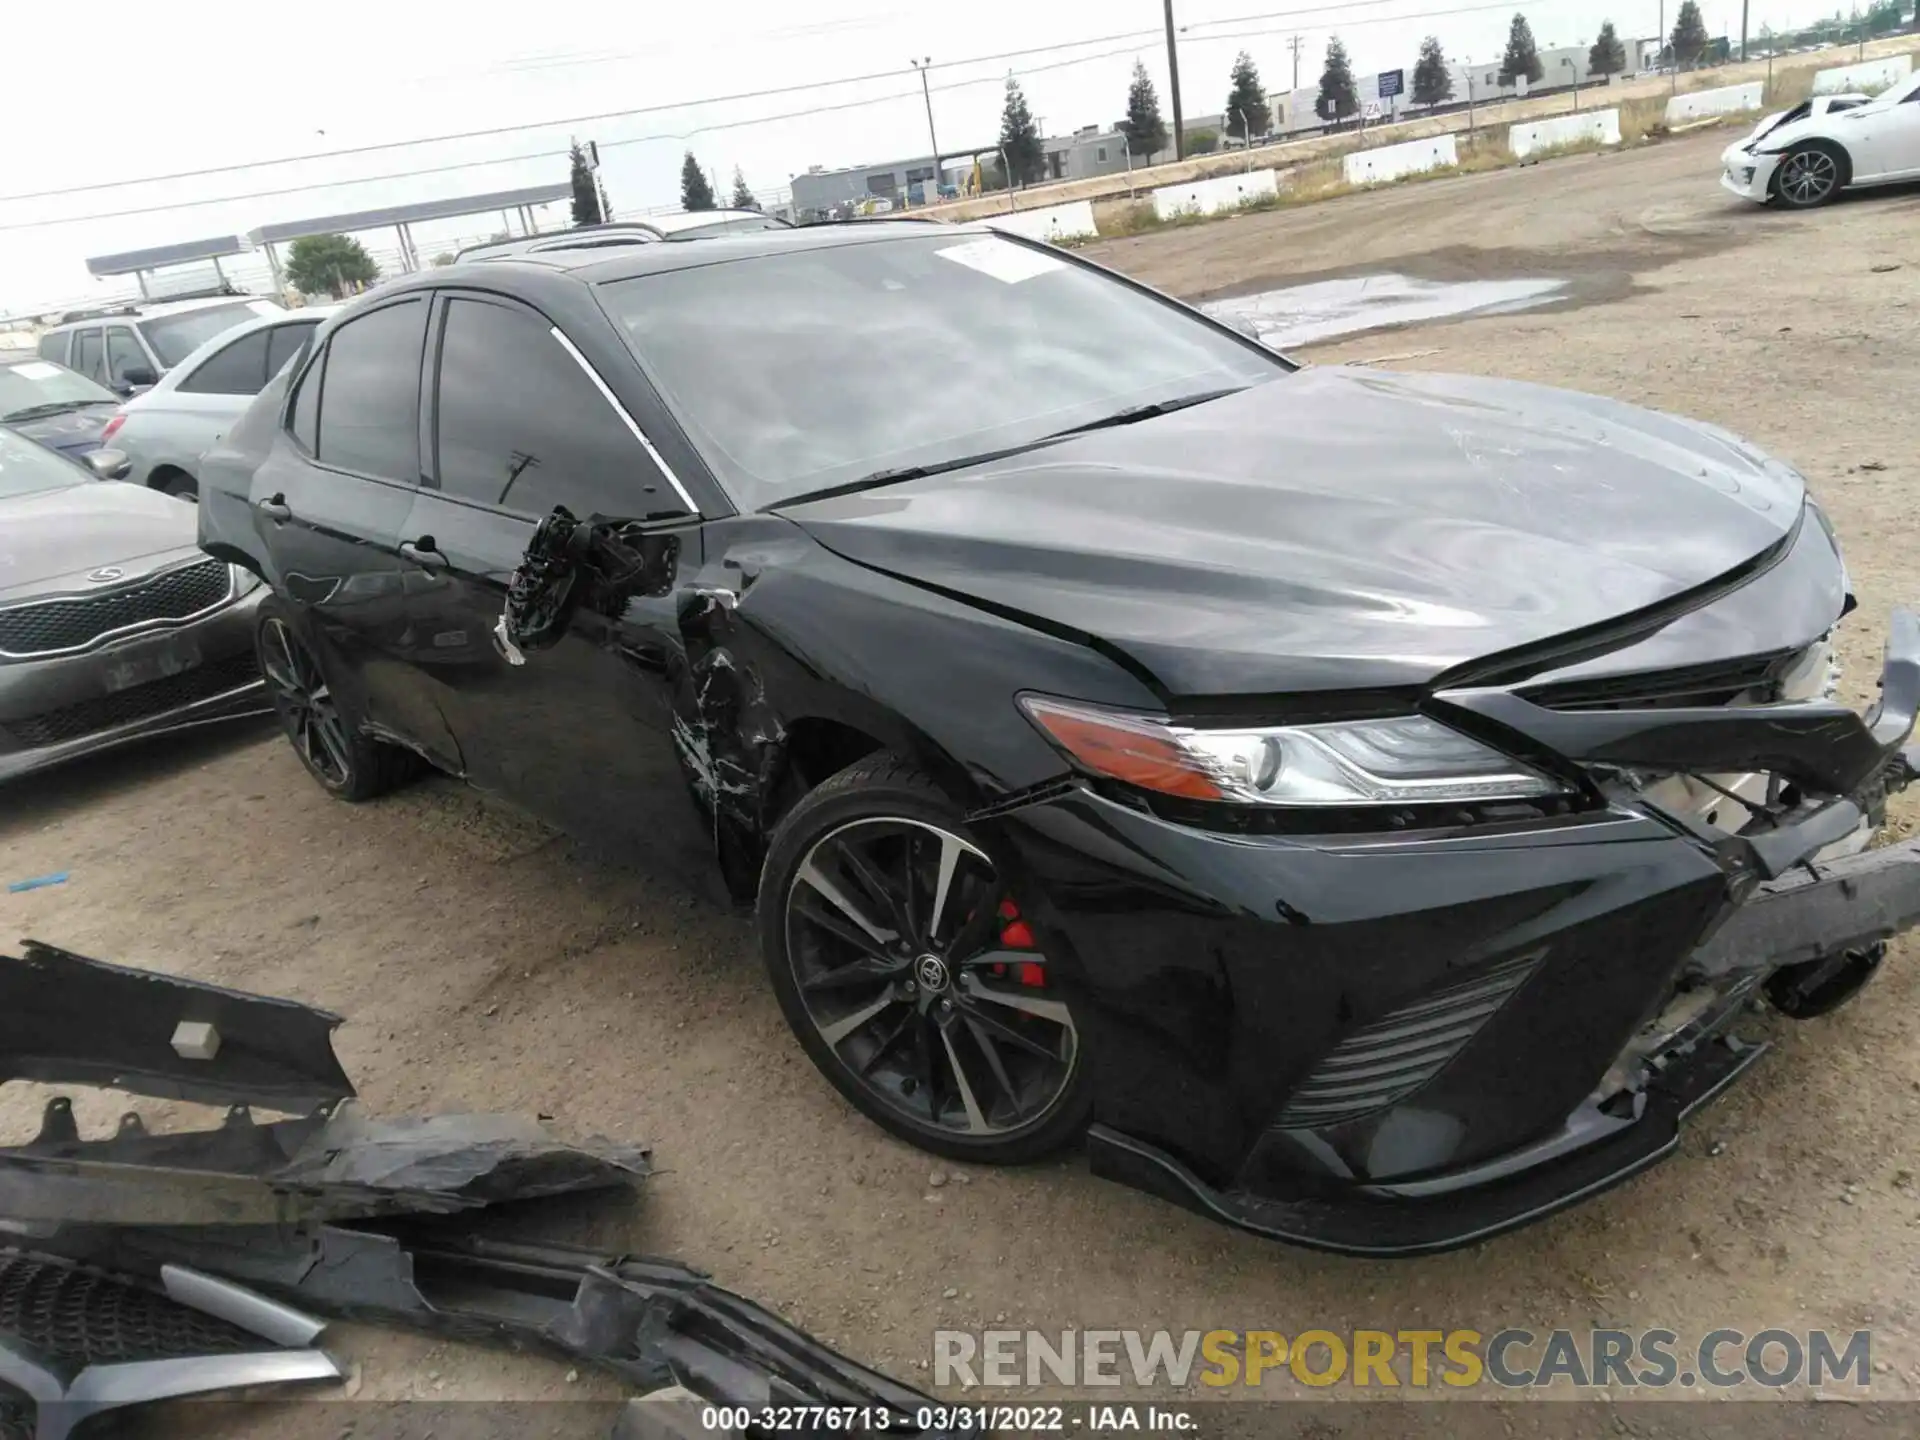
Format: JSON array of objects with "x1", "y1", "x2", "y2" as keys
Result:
[
  {"x1": 2, "y1": 651, "x2": 259, "y2": 748},
  {"x1": 1274, "y1": 952, "x2": 1540, "y2": 1129},
  {"x1": 0, "y1": 1251, "x2": 263, "y2": 1364},
  {"x1": 1520, "y1": 651, "x2": 1792, "y2": 712},
  {"x1": 0, "y1": 559, "x2": 232, "y2": 658}
]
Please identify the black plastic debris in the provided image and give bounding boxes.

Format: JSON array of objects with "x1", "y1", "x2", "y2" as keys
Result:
[{"x1": 0, "y1": 943, "x2": 967, "y2": 1437}]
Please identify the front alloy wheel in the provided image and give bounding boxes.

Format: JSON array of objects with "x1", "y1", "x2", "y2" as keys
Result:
[
  {"x1": 762, "y1": 757, "x2": 1088, "y2": 1162},
  {"x1": 1774, "y1": 145, "x2": 1842, "y2": 208}
]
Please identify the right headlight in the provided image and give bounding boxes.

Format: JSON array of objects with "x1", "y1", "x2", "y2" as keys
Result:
[{"x1": 1018, "y1": 695, "x2": 1567, "y2": 807}]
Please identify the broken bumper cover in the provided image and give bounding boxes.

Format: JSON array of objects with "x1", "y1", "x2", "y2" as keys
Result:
[{"x1": 995, "y1": 608, "x2": 1920, "y2": 1255}]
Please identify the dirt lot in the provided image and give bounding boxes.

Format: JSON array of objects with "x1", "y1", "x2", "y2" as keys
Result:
[{"x1": 6, "y1": 131, "x2": 1920, "y2": 1418}]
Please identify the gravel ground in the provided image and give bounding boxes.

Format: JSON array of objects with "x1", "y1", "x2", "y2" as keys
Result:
[{"x1": 4, "y1": 131, "x2": 1919, "y2": 1424}]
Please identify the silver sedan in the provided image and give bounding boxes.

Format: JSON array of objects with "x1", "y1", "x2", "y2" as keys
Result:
[
  {"x1": 0, "y1": 429, "x2": 267, "y2": 780},
  {"x1": 105, "y1": 307, "x2": 335, "y2": 500}
]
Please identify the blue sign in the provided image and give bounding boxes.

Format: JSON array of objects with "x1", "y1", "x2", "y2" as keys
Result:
[{"x1": 1378, "y1": 68, "x2": 1405, "y2": 99}]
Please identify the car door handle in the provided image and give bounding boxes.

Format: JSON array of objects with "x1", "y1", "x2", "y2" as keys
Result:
[
  {"x1": 254, "y1": 495, "x2": 291, "y2": 523},
  {"x1": 399, "y1": 538, "x2": 446, "y2": 570}
]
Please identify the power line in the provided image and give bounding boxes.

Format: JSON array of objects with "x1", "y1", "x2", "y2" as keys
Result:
[
  {"x1": 6, "y1": 0, "x2": 1557, "y2": 228},
  {"x1": 0, "y1": 27, "x2": 1170, "y2": 206},
  {"x1": 0, "y1": 147, "x2": 569, "y2": 233},
  {"x1": 8, "y1": 42, "x2": 1169, "y2": 231}
]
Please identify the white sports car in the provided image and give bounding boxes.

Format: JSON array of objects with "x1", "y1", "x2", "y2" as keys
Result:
[{"x1": 1721, "y1": 68, "x2": 1920, "y2": 207}]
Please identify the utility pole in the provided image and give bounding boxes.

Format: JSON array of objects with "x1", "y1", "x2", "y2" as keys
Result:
[
  {"x1": 1287, "y1": 34, "x2": 1305, "y2": 90},
  {"x1": 1164, "y1": 0, "x2": 1186, "y2": 160},
  {"x1": 910, "y1": 58, "x2": 941, "y2": 184},
  {"x1": 1740, "y1": 0, "x2": 1750, "y2": 61}
]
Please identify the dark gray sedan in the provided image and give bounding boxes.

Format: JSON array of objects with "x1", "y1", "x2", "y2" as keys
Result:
[{"x1": 0, "y1": 427, "x2": 267, "y2": 780}]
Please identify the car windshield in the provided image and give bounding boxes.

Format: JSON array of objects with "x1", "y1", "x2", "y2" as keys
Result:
[
  {"x1": 139, "y1": 301, "x2": 282, "y2": 367},
  {"x1": 0, "y1": 359, "x2": 118, "y2": 419},
  {"x1": 0, "y1": 425, "x2": 86, "y2": 498},
  {"x1": 599, "y1": 233, "x2": 1284, "y2": 508}
]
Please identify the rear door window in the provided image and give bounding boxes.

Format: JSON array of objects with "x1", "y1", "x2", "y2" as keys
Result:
[
  {"x1": 265, "y1": 320, "x2": 318, "y2": 380},
  {"x1": 71, "y1": 329, "x2": 105, "y2": 384},
  {"x1": 36, "y1": 333, "x2": 66, "y2": 364},
  {"x1": 432, "y1": 295, "x2": 679, "y2": 519},
  {"x1": 314, "y1": 299, "x2": 427, "y2": 482},
  {"x1": 105, "y1": 327, "x2": 148, "y2": 385},
  {"x1": 178, "y1": 329, "x2": 271, "y2": 394}
]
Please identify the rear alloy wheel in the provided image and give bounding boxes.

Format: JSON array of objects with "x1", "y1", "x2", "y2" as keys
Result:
[
  {"x1": 255, "y1": 598, "x2": 418, "y2": 801},
  {"x1": 159, "y1": 472, "x2": 199, "y2": 502},
  {"x1": 761, "y1": 756, "x2": 1088, "y2": 1162},
  {"x1": 1773, "y1": 143, "x2": 1844, "y2": 209}
]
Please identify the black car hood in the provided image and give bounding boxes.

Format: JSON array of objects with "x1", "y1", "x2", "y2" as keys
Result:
[
  {"x1": 7, "y1": 402, "x2": 117, "y2": 455},
  {"x1": 0, "y1": 481, "x2": 199, "y2": 601},
  {"x1": 786, "y1": 368, "x2": 1806, "y2": 697}
]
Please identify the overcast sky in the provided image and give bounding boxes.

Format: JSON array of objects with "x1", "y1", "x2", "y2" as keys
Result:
[{"x1": 0, "y1": 0, "x2": 1856, "y2": 311}]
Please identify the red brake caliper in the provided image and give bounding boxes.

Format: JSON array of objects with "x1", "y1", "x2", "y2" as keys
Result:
[{"x1": 995, "y1": 899, "x2": 1047, "y2": 987}]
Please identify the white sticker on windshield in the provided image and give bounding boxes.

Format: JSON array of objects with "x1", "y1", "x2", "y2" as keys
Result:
[
  {"x1": 11, "y1": 362, "x2": 61, "y2": 380},
  {"x1": 936, "y1": 239, "x2": 1065, "y2": 285}
]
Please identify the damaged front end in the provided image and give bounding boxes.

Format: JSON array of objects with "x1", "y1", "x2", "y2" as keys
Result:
[
  {"x1": 0, "y1": 944, "x2": 967, "y2": 1437},
  {"x1": 1065, "y1": 604, "x2": 1920, "y2": 1255}
]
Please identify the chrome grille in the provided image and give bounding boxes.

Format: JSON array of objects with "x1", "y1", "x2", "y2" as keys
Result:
[
  {"x1": 1274, "y1": 952, "x2": 1540, "y2": 1129},
  {"x1": 0, "y1": 1251, "x2": 263, "y2": 1364},
  {"x1": 0, "y1": 559, "x2": 232, "y2": 658}
]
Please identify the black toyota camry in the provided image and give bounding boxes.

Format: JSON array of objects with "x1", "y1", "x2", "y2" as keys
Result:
[{"x1": 198, "y1": 222, "x2": 1920, "y2": 1254}]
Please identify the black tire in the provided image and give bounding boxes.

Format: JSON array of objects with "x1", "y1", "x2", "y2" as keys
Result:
[
  {"x1": 1771, "y1": 141, "x2": 1848, "y2": 209},
  {"x1": 254, "y1": 594, "x2": 420, "y2": 802},
  {"x1": 757, "y1": 753, "x2": 1091, "y2": 1163}
]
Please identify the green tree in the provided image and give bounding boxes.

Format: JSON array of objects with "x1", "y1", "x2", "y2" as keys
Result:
[
  {"x1": 1412, "y1": 36, "x2": 1454, "y2": 108},
  {"x1": 284, "y1": 234, "x2": 378, "y2": 299},
  {"x1": 1315, "y1": 36, "x2": 1359, "y2": 125},
  {"x1": 998, "y1": 77, "x2": 1043, "y2": 186},
  {"x1": 1224, "y1": 51, "x2": 1271, "y2": 140},
  {"x1": 680, "y1": 152, "x2": 716, "y2": 211},
  {"x1": 1186, "y1": 128, "x2": 1220, "y2": 154},
  {"x1": 1500, "y1": 14, "x2": 1544, "y2": 84},
  {"x1": 1122, "y1": 59, "x2": 1169, "y2": 158},
  {"x1": 568, "y1": 143, "x2": 603, "y2": 227},
  {"x1": 730, "y1": 166, "x2": 757, "y2": 210},
  {"x1": 1669, "y1": 0, "x2": 1710, "y2": 67},
  {"x1": 1588, "y1": 21, "x2": 1628, "y2": 76}
]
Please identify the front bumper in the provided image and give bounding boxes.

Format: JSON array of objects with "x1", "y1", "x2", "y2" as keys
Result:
[
  {"x1": 0, "y1": 586, "x2": 269, "y2": 782},
  {"x1": 1720, "y1": 148, "x2": 1779, "y2": 202},
  {"x1": 989, "y1": 608, "x2": 1920, "y2": 1254}
]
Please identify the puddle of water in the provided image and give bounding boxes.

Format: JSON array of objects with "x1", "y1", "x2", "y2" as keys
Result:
[{"x1": 1203, "y1": 273, "x2": 1568, "y2": 347}]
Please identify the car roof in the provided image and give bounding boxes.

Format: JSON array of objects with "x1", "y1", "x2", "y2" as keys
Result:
[
  {"x1": 450, "y1": 218, "x2": 964, "y2": 283},
  {"x1": 134, "y1": 304, "x2": 337, "y2": 398},
  {"x1": 455, "y1": 212, "x2": 792, "y2": 263},
  {"x1": 43, "y1": 294, "x2": 283, "y2": 332}
]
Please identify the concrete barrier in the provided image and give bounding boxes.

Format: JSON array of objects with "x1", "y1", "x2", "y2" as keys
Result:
[
  {"x1": 985, "y1": 200, "x2": 1099, "y2": 243},
  {"x1": 1149, "y1": 169, "x2": 1280, "y2": 220},
  {"x1": 1812, "y1": 54, "x2": 1912, "y2": 94},
  {"x1": 1664, "y1": 82, "x2": 1765, "y2": 124},
  {"x1": 1342, "y1": 135, "x2": 1457, "y2": 185},
  {"x1": 1508, "y1": 108, "x2": 1623, "y2": 157}
]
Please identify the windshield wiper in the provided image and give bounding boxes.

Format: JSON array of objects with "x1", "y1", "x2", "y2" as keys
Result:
[
  {"x1": 768, "y1": 387, "x2": 1254, "y2": 511},
  {"x1": 3, "y1": 400, "x2": 104, "y2": 422},
  {"x1": 1038, "y1": 386, "x2": 1249, "y2": 440},
  {"x1": 768, "y1": 440, "x2": 1065, "y2": 510}
]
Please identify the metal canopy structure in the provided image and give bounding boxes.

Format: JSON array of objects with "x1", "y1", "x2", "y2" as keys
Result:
[
  {"x1": 244, "y1": 183, "x2": 573, "y2": 286},
  {"x1": 84, "y1": 235, "x2": 247, "y2": 299}
]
